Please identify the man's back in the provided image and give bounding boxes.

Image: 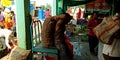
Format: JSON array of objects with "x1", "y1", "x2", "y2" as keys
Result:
[{"x1": 41, "y1": 17, "x2": 56, "y2": 47}]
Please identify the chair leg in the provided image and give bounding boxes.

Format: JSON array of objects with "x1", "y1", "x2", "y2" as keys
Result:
[
  {"x1": 56, "y1": 54, "x2": 59, "y2": 60},
  {"x1": 32, "y1": 53, "x2": 34, "y2": 60}
]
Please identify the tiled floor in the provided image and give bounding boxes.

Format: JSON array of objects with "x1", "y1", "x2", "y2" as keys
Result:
[
  {"x1": 70, "y1": 35, "x2": 98, "y2": 60},
  {"x1": 71, "y1": 41, "x2": 98, "y2": 60}
]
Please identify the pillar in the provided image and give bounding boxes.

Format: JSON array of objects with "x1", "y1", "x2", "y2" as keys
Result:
[
  {"x1": 15, "y1": 0, "x2": 31, "y2": 49},
  {"x1": 52, "y1": 0, "x2": 57, "y2": 16}
]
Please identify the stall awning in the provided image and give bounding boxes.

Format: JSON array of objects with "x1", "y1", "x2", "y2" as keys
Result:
[{"x1": 65, "y1": 0, "x2": 95, "y2": 6}]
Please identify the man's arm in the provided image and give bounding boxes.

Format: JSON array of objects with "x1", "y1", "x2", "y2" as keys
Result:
[{"x1": 55, "y1": 20, "x2": 63, "y2": 31}]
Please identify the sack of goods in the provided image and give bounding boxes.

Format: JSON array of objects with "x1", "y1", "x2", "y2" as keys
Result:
[
  {"x1": 93, "y1": 17, "x2": 120, "y2": 45},
  {"x1": 41, "y1": 19, "x2": 55, "y2": 48}
]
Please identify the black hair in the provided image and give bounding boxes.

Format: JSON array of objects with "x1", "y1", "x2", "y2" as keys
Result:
[
  {"x1": 64, "y1": 13, "x2": 73, "y2": 24},
  {"x1": 64, "y1": 13, "x2": 72, "y2": 20},
  {"x1": 10, "y1": 11, "x2": 14, "y2": 13}
]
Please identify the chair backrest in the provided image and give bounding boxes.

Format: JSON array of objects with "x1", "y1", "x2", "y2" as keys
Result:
[{"x1": 30, "y1": 20, "x2": 42, "y2": 48}]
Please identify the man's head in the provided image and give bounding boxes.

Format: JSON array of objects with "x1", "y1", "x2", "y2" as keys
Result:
[
  {"x1": 57, "y1": 13, "x2": 73, "y2": 24},
  {"x1": 64, "y1": 13, "x2": 73, "y2": 23}
]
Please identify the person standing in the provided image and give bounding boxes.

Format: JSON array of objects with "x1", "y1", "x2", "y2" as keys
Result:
[
  {"x1": 87, "y1": 12, "x2": 99, "y2": 56},
  {"x1": 0, "y1": 8, "x2": 4, "y2": 27},
  {"x1": 44, "y1": 9, "x2": 51, "y2": 18},
  {"x1": 102, "y1": 0, "x2": 120, "y2": 60},
  {"x1": 97, "y1": 13, "x2": 109, "y2": 60},
  {"x1": 4, "y1": 8, "x2": 13, "y2": 29},
  {"x1": 9, "y1": 11, "x2": 16, "y2": 37},
  {"x1": 9, "y1": 11, "x2": 15, "y2": 25}
]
